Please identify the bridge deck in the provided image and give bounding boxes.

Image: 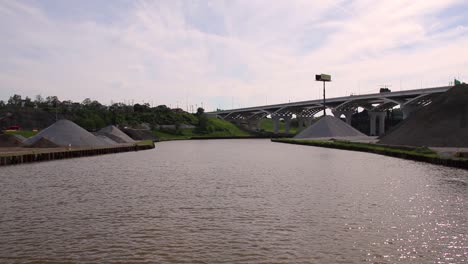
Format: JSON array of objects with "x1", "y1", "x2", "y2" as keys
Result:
[{"x1": 209, "y1": 86, "x2": 450, "y2": 115}]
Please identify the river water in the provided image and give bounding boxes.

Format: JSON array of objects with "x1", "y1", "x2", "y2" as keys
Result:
[{"x1": 0, "y1": 139, "x2": 466, "y2": 263}]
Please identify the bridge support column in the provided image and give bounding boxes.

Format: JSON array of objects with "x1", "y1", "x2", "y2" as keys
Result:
[
  {"x1": 368, "y1": 111, "x2": 386, "y2": 136},
  {"x1": 248, "y1": 119, "x2": 261, "y2": 131},
  {"x1": 284, "y1": 116, "x2": 292, "y2": 135},
  {"x1": 234, "y1": 119, "x2": 242, "y2": 127},
  {"x1": 297, "y1": 117, "x2": 305, "y2": 132},
  {"x1": 304, "y1": 117, "x2": 314, "y2": 127},
  {"x1": 379, "y1": 113, "x2": 386, "y2": 136},
  {"x1": 272, "y1": 116, "x2": 280, "y2": 134},
  {"x1": 332, "y1": 110, "x2": 354, "y2": 125},
  {"x1": 256, "y1": 119, "x2": 263, "y2": 130},
  {"x1": 401, "y1": 104, "x2": 418, "y2": 119}
]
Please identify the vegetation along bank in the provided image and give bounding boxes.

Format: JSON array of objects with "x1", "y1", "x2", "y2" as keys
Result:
[{"x1": 272, "y1": 138, "x2": 468, "y2": 169}]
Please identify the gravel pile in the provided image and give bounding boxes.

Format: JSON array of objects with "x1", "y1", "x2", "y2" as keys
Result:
[
  {"x1": 294, "y1": 115, "x2": 367, "y2": 139},
  {"x1": 24, "y1": 119, "x2": 110, "y2": 147},
  {"x1": 122, "y1": 128, "x2": 158, "y2": 142},
  {"x1": 379, "y1": 84, "x2": 468, "y2": 147},
  {"x1": 98, "y1": 125, "x2": 135, "y2": 143},
  {"x1": 28, "y1": 137, "x2": 59, "y2": 148},
  {"x1": 0, "y1": 134, "x2": 25, "y2": 147},
  {"x1": 94, "y1": 134, "x2": 119, "y2": 145}
]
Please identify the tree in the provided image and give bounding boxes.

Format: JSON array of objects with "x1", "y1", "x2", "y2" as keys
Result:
[
  {"x1": 23, "y1": 96, "x2": 34, "y2": 108},
  {"x1": 7, "y1": 94, "x2": 22, "y2": 106},
  {"x1": 196, "y1": 107, "x2": 205, "y2": 116},
  {"x1": 34, "y1": 94, "x2": 45, "y2": 108},
  {"x1": 82, "y1": 98, "x2": 92, "y2": 106},
  {"x1": 195, "y1": 107, "x2": 208, "y2": 133},
  {"x1": 35, "y1": 94, "x2": 44, "y2": 104},
  {"x1": 46, "y1": 96, "x2": 60, "y2": 107}
]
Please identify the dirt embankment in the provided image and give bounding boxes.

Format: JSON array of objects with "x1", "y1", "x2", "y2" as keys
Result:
[{"x1": 379, "y1": 84, "x2": 468, "y2": 147}]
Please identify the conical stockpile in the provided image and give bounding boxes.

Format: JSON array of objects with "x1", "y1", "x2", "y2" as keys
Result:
[
  {"x1": 294, "y1": 115, "x2": 366, "y2": 139},
  {"x1": 379, "y1": 84, "x2": 468, "y2": 147},
  {"x1": 24, "y1": 119, "x2": 110, "y2": 147},
  {"x1": 98, "y1": 125, "x2": 135, "y2": 143}
]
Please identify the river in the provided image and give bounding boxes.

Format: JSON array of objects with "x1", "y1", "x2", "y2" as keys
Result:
[{"x1": 0, "y1": 139, "x2": 466, "y2": 263}]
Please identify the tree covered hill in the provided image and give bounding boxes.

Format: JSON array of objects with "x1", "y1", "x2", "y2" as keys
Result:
[{"x1": 0, "y1": 94, "x2": 197, "y2": 131}]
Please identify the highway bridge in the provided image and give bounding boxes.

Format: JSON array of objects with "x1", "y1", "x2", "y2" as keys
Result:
[{"x1": 208, "y1": 86, "x2": 451, "y2": 136}]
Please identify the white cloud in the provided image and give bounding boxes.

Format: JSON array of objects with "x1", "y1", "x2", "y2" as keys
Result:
[{"x1": 0, "y1": 0, "x2": 467, "y2": 111}]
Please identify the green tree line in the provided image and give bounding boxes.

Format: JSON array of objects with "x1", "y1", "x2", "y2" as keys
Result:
[{"x1": 0, "y1": 94, "x2": 200, "y2": 131}]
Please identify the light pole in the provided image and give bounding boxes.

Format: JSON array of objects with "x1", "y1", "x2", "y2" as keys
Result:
[{"x1": 315, "y1": 74, "x2": 331, "y2": 116}]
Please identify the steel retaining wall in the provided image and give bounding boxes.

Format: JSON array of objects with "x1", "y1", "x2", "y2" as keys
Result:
[{"x1": 0, "y1": 143, "x2": 154, "y2": 167}]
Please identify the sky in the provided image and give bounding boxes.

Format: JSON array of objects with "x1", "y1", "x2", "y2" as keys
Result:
[{"x1": 0, "y1": 0, "x2": 467, "y2": 111}]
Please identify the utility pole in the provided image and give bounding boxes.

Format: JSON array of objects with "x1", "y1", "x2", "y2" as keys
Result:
[
  {"x1": 316, "y1": 74, "x2": 331, "y2": 116},
  {"x1": 323, "y1": 81, "x2": 326, "y2": 116}
]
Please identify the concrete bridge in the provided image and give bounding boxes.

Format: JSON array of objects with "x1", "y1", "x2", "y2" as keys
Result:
[{"x1": 208, "y1": 86, "x2": 451, "y2": 136}]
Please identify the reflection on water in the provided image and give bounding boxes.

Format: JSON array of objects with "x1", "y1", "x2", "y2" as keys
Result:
[{"x1": 0, "y1": 139, "x2": 466, "y2": 263}]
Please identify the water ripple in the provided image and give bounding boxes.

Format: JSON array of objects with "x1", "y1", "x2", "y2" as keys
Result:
[{"x1": 0, "y1": 139, "x2": 466, "y2": 263}]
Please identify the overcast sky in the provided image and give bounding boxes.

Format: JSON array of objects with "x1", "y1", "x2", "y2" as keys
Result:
[{"x1": 1, "y1": 0, "x2": 467, "y2": 111}]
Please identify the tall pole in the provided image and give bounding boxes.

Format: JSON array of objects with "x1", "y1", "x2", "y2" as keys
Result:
[
  {"x1": 323, "y1": 81, "x2": 326, "y2": 116},
  {"x1": 316, "y1": 73, "x2": 331, "y2": 117}
]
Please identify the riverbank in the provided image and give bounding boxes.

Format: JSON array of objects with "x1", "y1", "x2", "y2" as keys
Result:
[
  {"x1": 0, "y1": 140, "x2": 155, "y2": 166},
  {"x1": 154, "y1": 127, "x2": 293, "y2": 141},
  {"x1": 272, "y1": 138, "x2": 468, "y2": 169},
  {"x1": 156, "y1": 134, "x2": 294, "y2": 141}
]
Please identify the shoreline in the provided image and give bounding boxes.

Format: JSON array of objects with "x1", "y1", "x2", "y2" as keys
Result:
[
  {"x1": 271, "y1": 138, "x2": 468, "y2": 169},
  {"x1": 156, "y1": 134, "x2": 294, "y2": 141},
  {"x1": 0, "y1": 140, "x2": 155, "y2": 167}
]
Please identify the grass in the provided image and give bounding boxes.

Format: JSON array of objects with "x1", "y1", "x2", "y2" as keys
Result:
[
  {"x1": 272, "y1": 138, "x2": 468, "y2": 169},
  {"x1": 153, "y1": 117, "x2": 252, "y2": 141},
  {"x1": 259, "y1": 119, "x2": 298, "y2": 135},
  {"x1": 203, "y1": 117, "x2": 251, "y2": 137},
  {"x1": 3, "y1": 130, "x2": 37, "y2": 138},
  {"x1": 136, "y1": 140, "x2": 155, "y2": 147},
  {"x1": 273, "y1": 138, "x2": 439, "y2": 157},
  {"x1": 153, "y1": 130, "x2": 192, "y2": 141}
]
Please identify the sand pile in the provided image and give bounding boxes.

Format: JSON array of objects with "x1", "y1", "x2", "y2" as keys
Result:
[
  {"x1": 379, "y1": 84, "x2": 468, "y2": 147},
  {"x1": 28, "y1": 137, "x2": 59, "y2": 148},
  {"x1": 295, "y1": 115, "x2": 367, "y2": 139},
  {"x1": 24, "y1": 119, "x2": 110, "y2": 147},
  {"x1": 0, "y1": 134, "x2": 25, "y2": 147},
  {"x1": 98, "y1": 125, "x2": 135, "y2": 143},
  {"x1": 94, "y1": 134, "x2": 118, "y2": 145},
  {"x1": 122, "y1": 128, "x2": 158, "y2": 142}
]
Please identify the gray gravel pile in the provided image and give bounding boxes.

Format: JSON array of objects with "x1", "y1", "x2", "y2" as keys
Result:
[
  {"x1": 27, "y1": 137, "x2": 59, "y2": 148},
  {"x1": 122, "y1": 128, "x2": 158, "y2": 142},
  {"x1": 94, "y1": 134, "x2": 119, "y2": 145},
  {"x1": 98, "y1": 125, "x2": 135, "y2": 143},
  {"x1": 24, "y1": 119, "x2": 110, "y2": 147},
  {"x1": 379, "y1": 84, "x2": 468, "y2": 147},
  {"x1": 294, "y1": 115, "x2": 366, "y2": 139}
]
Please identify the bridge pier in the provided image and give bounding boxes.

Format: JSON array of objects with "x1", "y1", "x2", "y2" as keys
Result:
[
  {"x1": 272, "y1": 116, "x2": 280, "y2": 134},
  {"x1": 297, "y1": 117, "x2": 305, "y2": 131},
  {"x1": 401, "y1": 104, "x2": 418, "y2": 119},
  {"x1": 332, "y1": 110, "x2": 354, "y2": 125},
  {"x1": 247, "y1": 119, "x2": 262, "y2": 131},
  {"x1": 296, "y1": 116, "x2": 315, "y2": 132},
  {"x1": 304, "y1": 117, "x2": 314, "y2": 127},
  {"x1": 284, "y1": 116, "x2": 292, "y2": 135},
  {"x1": 368, "y1": 111, "x2": 386, "y2": 136}
]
